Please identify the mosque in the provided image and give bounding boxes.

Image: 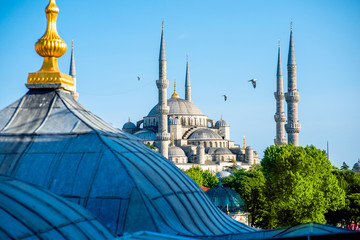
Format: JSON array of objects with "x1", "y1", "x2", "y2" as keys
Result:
[
  {"x1": 122, "y1": 23, "x2": 260, "y2": 171},
  {"x1": 0, "y1": 1, "x2": 358, "y2": 239}
]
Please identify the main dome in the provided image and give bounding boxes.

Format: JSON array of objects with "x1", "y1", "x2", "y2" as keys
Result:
[{"x1": 148, "y1": 98, "x2": 203, "y2": 116}]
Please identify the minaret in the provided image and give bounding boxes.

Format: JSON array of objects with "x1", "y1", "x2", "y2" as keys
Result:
[
  {"x1": 156, "y1": 21, "x2": 170, "y2": 158},
  {"x1": 285, "y1": 22, "x2": 301, "y2": 146},
  {"x1": 69, "y1": 40, "x2": 79, "y2": 100},
  {"x1": 274, "y1": 41, "x2": 287, "y2": 145},
  {"x1": 185, "y1": 55, "x2": 191, "y2": 102}
]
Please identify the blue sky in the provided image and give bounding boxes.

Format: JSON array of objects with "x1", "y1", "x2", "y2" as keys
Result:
[{"x1": 0, "y1": 0, "x2": 359, "y2": 167}]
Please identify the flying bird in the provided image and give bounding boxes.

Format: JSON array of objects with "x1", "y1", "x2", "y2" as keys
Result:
[
  {"x1": 137, "y1": 76, "x2": 140, "y2": 81},
  {"x1": 248, "y1": 78, "x2": 258, "y2": 89},
  {"x1": 222, "y1": 95, "x2": 228, "y2": 101}
]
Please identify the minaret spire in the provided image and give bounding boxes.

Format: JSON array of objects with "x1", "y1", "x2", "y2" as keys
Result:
[
  {"x1": 185, "y1": 55, "x2": 191, "y2": 102},
  {"x1": 274, "y1": 41, "x2": 287, "y2": 145},
  {"x1": 285, "y1": 22, "x2": 301, "y2": 146},
  {"x1": 156, "y1": 21, "x2": 170, "y2": 158},
  {"x1": 69, "y1": 40, "x2": 79, "y2": 100},
  {"x1": 27, "y1": 0, "x2": 74, "y2": 92}
]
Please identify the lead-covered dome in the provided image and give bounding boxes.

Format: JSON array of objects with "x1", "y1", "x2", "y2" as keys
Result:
[
  {"x1": 0, "y1": 175, "x2": 115, "y2": 240},
  {"x1": 215, "y1": 119, "x2": 229, "y2": 128},
  {"x1": 189, "y1": 128, "x2": 223, "y2": 140},
  {"x1": 168, "y1": 146, "x2": 186, "y2": 157},
  {"x1": 133, "y1": 129, "x2": 156, "y2": 140},
  {"x1": 0, "y1": 89, "x2": 255, "y2": 236},
  {"x1": 214, "y1": 148, "x2": 233, "y2": 155},
  {"x1": 148, "y1": 98, "x2": 203, "y2": 116},
  {"x1": 205, "y1": 182, "x2": 247, "y2": 213}
]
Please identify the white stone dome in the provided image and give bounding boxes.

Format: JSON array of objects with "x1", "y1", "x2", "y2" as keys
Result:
[
  {"x1": 148, "y1": 98, "x2": 204, "y2": 116},
  {"x1": 188, "y1": 128, "x2": 223, "y2": 140},
  {"x1": 168, "y1": 146, "x2": 186, "y2": 157}
]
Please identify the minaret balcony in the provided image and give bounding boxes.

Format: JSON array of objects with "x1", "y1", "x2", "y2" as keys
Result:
[
  {"x1": 156, "y1": 132, "x2": 171, "y2": 141},
  {"x1": 156, "y1": 79, "x2": 169, "y2": 89},
  {"x1": 274, "y1": 138, "x2": 287, "y2": 146},
  {"x1": 274, "y1": 113, "x2": 286, "y2": 122},
  {"x1": 274, "y1": 92, "x2": 285, "y2": 100},
  {"x1": 285, "y1": 123, "x2": 301, "y2": 133},
  {"x1": 285, "y1": 91, "x2": 300, "y2": 102}
]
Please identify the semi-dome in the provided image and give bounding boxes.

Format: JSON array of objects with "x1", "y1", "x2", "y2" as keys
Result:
[
  {"x1": 189, "y1": 128, "x2": 223, "y2": 140},
  {"x1": 168, "y1": 146, "x2": 186, "y2": 157},
  {"x1": 133, "y1": 129, "x2": 157, "y2": 140},
  {"x1": 215, "y1": 119, "x2": 229, "y2": 128},
  {"x1": 148, "y1": 98, "x2": 203, "y2": 116},
  {"x1": 205, "y1": 183, "x2": 247, "y2": 213},
  {"x1": 214, "y1": 148, "x2": 233, "y2": 155},
  {"x1": 0, "y1": 175, "x2": 115, "y2": 240},
  {"x1": 0, "y1": 89, "x2": 255, "y2": 236}
]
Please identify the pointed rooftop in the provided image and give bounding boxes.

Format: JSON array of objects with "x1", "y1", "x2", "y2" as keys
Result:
[
  {"x1": 69, "y1": 40, "x2": 76, "y2": 77},
  {"x1": 288, "y1": 21, "x2": 296, "y2": 65},
  {"x1": 159, "y1": 21, "x2": 166, "y2": 61},
  {"x1": 185, "y1": 55, "x2": 190, "y2": 87},
  {"x1": 277, "y1": 41, "x2": 283, "y2": 76}
]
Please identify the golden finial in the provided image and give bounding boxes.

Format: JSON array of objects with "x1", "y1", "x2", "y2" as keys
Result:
[
  {"x1": 243, "y1": 136, "x2": 246, "y2": 150},
  {"x1": 171, "y1": 79, "x2": 179, "y2": 99},
  {"x1": 226, "y1": 204, "x2": 230, "y2": 215},
  {"x1": 162, "y1": 20, "x2": 164, "y2": 30},
  {"x1": 128, "y1": 117, "x2": 131, "y2": 123},
  {"x1": 171, "y1": 137, "x2": 175, "y2": 147},
  {"x1": 278, "y1": 40, "x2": 280, "y2": 47},
  {"x1": 172, "y1": 113, "x2": 175, "y2": 119},
  {"x1": 27, "y1": 0, "x2": 73, "y2": 91},
  {"x1": 221, "y1": 115, "x2": 223, "y2": 121},
  {"x1": 290, "y1": 21, "x2": 293, "y2": 31},
  {"x1": 187, "y1": 54, "x2": 189, "y2": 62}
]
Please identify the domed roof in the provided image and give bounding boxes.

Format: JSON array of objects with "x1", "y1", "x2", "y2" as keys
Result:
[
  {"x1": 188, "y1": 128, "x2": 223, "y2": 140},
  {"x1": 0, "y1": 175, "x2": 115, "y2": 240},
  {"x1": 353, "y1": 160, "x2": 360, "y2": 173},
  {"x1": 148, "y1": 98, "x2": 203, "y2": 116},
  {"x1": 214, "y1": 148, "x2": 233, "y2": 155},
  {"x1": 0, "y1": 89, "x2": 255, "y2": 236},
  {"x1": 122, "y1": 121, "x2": 136, "y2": 129},
  {"x1": 215, "y1": 119, "x2": 229, "y2": 128},
  {"x1": 134, "y1": 129, "x2": 157, "y2": 140},
  {"x1": 205, "y1": 183, "x2": 247, "y2": 213},
  {"x1": 168, "y1": 146, "x2": 186, "y2": 157},
  {"x1": 216, "y1": 170, "x2": 231, "y2": 179}
]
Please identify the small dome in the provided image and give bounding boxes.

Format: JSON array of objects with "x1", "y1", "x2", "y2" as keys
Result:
[
  {"x1": 169, "y1": 117, "x2": 180, "y2": 125},
  {"x1": 134, "y1": 129, "x2": 156, "y2": 140},
  {"x1": 168, "y1": 146, "x2": 186, "y2": 157},
  {"x1": 216, "y1": 171, "x2": 231, "y2": 179},
  {"x1": 205, "y1": 183, "x2": 247, "y2": 213},
  {"x1": 215, "y1": 119, "x2": 229, "y2": 128},
  {"x1": 353, "y1": 160, "x2": 360, "y2": 173},
  {"x1": 148, "y1": 98, "x2": 203, "y2": 116},
  {"x1": 122, "y1": 121, "x2": 136, "y2": 129},
  {"x1": 214, "y1": 148, "x2": 233, "y2": 155},
  {"x1": 0, "y1": 175, "x2": 115, "y2": 239},
  {"x1": 189, "y1": 128, "x2": 222, "y2": 140}
]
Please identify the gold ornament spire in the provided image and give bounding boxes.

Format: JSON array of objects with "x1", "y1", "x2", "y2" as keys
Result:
[
  {"x1": 290, "y1": 21, "x2": 293, "y2": 31},
  {"x1": 243, "y1": 136, "x2": 246, "y2": 150},
  {"x1": 128, "y1": 117, "x2": 131, "y2": 123},
  {"x1": 221, "y1": 115, "x2": 223, "y2": 121},
  {"x1": 171, "y1": 79, "x2": 180, "y2": 99},
  {"x1": 278, "y1": 40, "x2": 280, "y2": 47},
  {"x1": 162, "y1": 20, "x2": 164, "y2": 30},
  {"x1": 171, "y1": 137, "x2": 175, "y2": 147},
  {"x1": 27, "y1": 0, "x2": 74, "y2": 91}
]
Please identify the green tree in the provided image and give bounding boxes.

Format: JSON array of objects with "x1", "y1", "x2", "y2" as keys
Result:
[
  {"x1": 261, "y1": 144, "x2": 345, "y2": 228},
  {"x1": 326, "y1": 169, "x2": 360, "y2": 228},
  {"x1": 184, "y1": 166, "x2": 218, "y2": 188},
  {"x1": 341, "y1": 162, "x2": 350, "y2": 170},
  {"x1": 222, "y1": 165, "x2": 268, "y2": 228}
]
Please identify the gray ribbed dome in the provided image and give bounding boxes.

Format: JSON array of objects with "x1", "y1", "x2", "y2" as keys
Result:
[
  {"x1": 189, "y1": 128, "x2": 223, "y2": 140},
  {"x1": 215, "y1": 120, "x2": 229, "y2": 128},
  {"x1": 0, "y1": 89, "x2": 255, "y2": 236},
  {"x1": 148, "y1": 98, "x2": 203, "y2": 116},
  {"x1": 214, "y1": 148, "x2": 233, "y2": 155},
  {"x1": 168, "y1": 146, "x2": 186, "y2": 157},
  {"x1": 0, "y1": 175, "x2": 115, "y2": 240},
  {"x1": 205, "y1": 183, "x2": 247, "y2": 213},
  {"x1": 133, "y1": 129, "x2": 157, "y2": 140}
]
